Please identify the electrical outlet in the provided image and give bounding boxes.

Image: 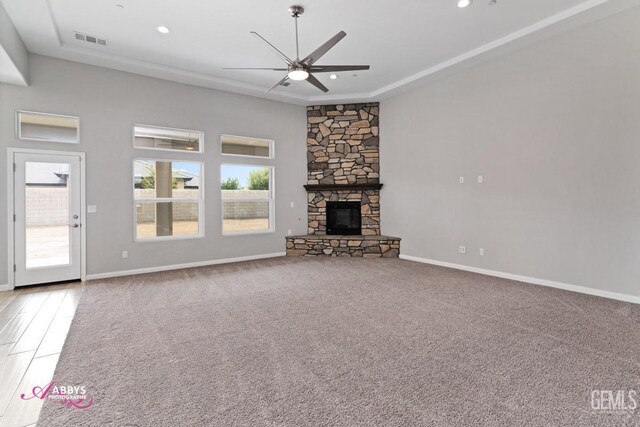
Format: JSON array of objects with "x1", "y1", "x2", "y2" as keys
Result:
[
  {"x1": 290, "y1": 202, "x2": 295, "y2": 208},
  {"x1": 287, "y1": 229, "x2": 292, "y2": 236},
  {"x1": 459, "y1": 246, "x2": 466, "y2": 254},
  {"x1": 477, "y1": 175, "x2": 484, "y2": 184},
  {"x1": 459, "y1": 176, "x2": 464, "y2": 184},
  {"x1": 88, "y1": 205, "x2": 97, "y2": 213},
  {"x1": 479, "y1": 248, "x2": 485, "y2": 256},
  {"x1": 122, "y1": 251, "x2": 128, "y2": 259}
]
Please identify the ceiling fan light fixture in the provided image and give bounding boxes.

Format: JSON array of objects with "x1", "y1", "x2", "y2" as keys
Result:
[
  {"x1": 458, "y1": 0, "x2": 472, "y2": 7},
  {"x1": 288, "y1": 68, "x2": 309, "y2": 81}
]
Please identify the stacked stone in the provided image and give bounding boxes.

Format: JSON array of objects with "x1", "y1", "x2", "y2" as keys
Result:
[
  {"x1": 307, "y1": 190, "x2": 379, "y2": 235},
  {"x1": 307, "y1": 103, "x2": 379, "y2": 185},
  {"x1": 290, "y1": 101, "x2": 400, "y2": 258},
  {"x1": 286, "y1": 236, "x2": 400, "y2": 258}
]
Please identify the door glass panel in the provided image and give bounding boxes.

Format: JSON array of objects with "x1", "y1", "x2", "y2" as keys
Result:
[{"x1": 25, "y1": 162, "x2": 71, "y2": 268}]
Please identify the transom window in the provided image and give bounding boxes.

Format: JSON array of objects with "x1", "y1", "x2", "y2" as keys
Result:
[
  {"x1": 17, "y1": 111, "x2": 80, "y2": 144},
  {"x1": 134, "y1": 124, "x2": 203, "y2": 153},
  {"x1": 221, "y1": 134, "x2": 273, "y2": 159}
]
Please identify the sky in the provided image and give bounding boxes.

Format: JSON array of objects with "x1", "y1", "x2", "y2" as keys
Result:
[
  {"x1": 173, "y1": 163, "x2": 264, "y2": 188},
  {"x1": 221, "y1": 164, "x2": 257, "y2": 188}
]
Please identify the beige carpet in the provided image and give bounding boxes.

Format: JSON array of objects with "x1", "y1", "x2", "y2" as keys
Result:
[{"x1": 39, "y1": 257, "x2": 640, "y2": 426}]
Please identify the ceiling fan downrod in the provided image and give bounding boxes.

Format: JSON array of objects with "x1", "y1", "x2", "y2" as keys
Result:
[{"x1": 288, "y1": 5, "x2": 304, "y2": 61}]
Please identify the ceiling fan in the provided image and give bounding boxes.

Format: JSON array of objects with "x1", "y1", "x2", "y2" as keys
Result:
[{"x1": 224, "y1": 5, "x2": 370, "y2": 93}]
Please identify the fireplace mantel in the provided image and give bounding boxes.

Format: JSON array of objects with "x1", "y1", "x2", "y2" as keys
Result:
[{"x1": 303, "y1": 183, "x2": 383, "y2": 192}]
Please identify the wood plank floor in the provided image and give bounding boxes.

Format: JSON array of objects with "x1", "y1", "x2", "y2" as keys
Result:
[{"x1": 0, "y1": 282, "x2": 83, "y2": 427}]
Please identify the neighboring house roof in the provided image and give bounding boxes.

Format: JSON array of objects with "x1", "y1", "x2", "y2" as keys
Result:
[
  {"x1": 133, "y1": 160, "x2": 200, "y2": 188},
  {"x1": 25, "y1": 163, "x2": 69, "y2": 186}
]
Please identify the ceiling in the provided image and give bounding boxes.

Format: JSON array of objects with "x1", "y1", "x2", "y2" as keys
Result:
[{"x1": 1, "y1": 0, "x2": 637, "y2": 104}]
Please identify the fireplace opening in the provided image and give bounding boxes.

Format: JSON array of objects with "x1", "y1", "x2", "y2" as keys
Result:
[{"x1": 326, "y1": 201, "x2": 361, "y2": 235}]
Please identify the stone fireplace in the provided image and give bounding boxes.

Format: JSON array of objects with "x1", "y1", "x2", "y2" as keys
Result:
[{"x1": 286, "y1": 102, "x2": 400, "y2": 257}]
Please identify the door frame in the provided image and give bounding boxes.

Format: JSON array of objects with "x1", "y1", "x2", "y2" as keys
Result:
[{"x1": 7, "y1": 148, "x2": 87, "y2": 290}]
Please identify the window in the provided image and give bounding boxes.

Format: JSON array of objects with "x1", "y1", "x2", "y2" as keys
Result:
[
  {"x1": 221, "y1": 165, "x2": 274, "y2": 235},
  {"x1": 134, "y1": 124, "x2": 202, "y2": 153},
  {"x1": 17, "y1": 111, "x2": 79, "y2": 143},
  {"x1": 134, "y1": 159, "x2": 203, "y2": 240},
  {"x1": 221, "y1": 134, "x2": 273, "y2": 159}
]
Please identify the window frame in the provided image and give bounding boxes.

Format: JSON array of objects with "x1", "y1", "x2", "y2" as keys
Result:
[
  {"x1": 133, "y1": 124, "x2": 204, "y2": 154},
  {"x1": 220, "y1": 134, "x2": 274, "y2": 160},
  {"x1": 132, "y1": 158, "x2": 205, "y2": 242},
  {"x1": 16, "y1": 110, "x2": 80, "y2": 144},
  {"x1": 220, "y1": 164, "x2": 275, "y2": 236}
]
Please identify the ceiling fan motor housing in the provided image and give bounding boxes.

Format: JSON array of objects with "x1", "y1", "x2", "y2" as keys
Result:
[{"x1": 288, "y1": 5, "x2": 304, "y2": 17}]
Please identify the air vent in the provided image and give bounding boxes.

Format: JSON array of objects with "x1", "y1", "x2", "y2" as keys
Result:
[{"x1": 74, "y1": 32, "x2": 107, "y2": 46}]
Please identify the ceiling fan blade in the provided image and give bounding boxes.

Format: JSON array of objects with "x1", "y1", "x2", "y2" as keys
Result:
[
  {"x1": 306, "y1": 74, "x2": 329, "y2": 93},
  {"x1": 266, "y1": 75, "x2": 289, "y2": 93},
  {"x1": 302, "y1": 31, "x2": 347, "y2": 66},
  {"x1": 251, "y1": 31, "x2": 293, "y2": 65},
  {"x1": 224, "y1": 67, "x2": 288, "y2": 71},
  {"x1": 309, "y1": 65, "x2": 370, "y2": 73}
]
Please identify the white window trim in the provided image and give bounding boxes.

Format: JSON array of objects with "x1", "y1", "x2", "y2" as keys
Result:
[
  {"x1": 221, "y1": 164, "x2": 275, "y2": 236},
  {"x1": 133, "y1": 124, "x2": 204, "y2": 154},
  {"x1": 16, "y1": 110, "x2": 80, "y2": 144},
  {"x1": 220, "y1": 134, "x2": 274, "y2": 160},
  {"x1": 133, "y1": 159, "x2": 205, "y2": 241}
]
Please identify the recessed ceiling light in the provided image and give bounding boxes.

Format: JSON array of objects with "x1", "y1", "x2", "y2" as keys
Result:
[
  {"x1": 458, "y1": 0, "x2": 472, "y2": 7},
  {"x1": 157, "y1": 25, "x2": 171, "y2": 34},
  {"x1": 329, "y1": 74, "x2": 338, "y2": 80}
]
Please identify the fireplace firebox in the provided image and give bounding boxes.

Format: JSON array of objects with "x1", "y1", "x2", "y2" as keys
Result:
[{"x1": 326, "y1": 201, "x2": 361, "y2": 235}]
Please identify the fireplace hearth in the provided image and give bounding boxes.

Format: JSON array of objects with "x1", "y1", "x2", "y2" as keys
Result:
[{"x1": 327, "y1": 201, "x2": 361, "y2": 235}]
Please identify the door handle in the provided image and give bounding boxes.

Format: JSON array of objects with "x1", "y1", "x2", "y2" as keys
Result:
[{"x1": 71, "y1": 224, "x2": 81, "y2": 228}]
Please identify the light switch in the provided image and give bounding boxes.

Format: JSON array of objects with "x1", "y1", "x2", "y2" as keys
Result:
[{"x1": 88, "y1": 205, "x2": 97, "y2": 213}]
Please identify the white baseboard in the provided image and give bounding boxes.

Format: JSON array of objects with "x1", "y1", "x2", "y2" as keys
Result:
[
  {"x1": 399, "y1": 254, "x2": 640, "y2": 305},
  {"x1": 0, "y1": 284, "x2": 12, "y2": 292},
  {"x1": 86, "y1": 252, "x2": 287, "y2": 281}
]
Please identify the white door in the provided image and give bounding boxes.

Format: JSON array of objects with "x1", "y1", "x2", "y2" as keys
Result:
[{"x1": 13, "y1": 152, "x2": 83, "y2": 286}]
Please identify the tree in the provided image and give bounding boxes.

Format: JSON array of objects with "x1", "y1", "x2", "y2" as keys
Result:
[
  {"x1": 221, "y1": 177, "x2": 240, "y2": 190},
  {"x1": 140, "y1": 164, "x2": 179, "y2": 189},
  {"x1": 248, "y1": 168, "x2": 270, "y2": 190}
]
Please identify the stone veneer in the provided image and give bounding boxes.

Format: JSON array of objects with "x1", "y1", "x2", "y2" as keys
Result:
[
  {"x1": 286, "y1": 235, "x2": 400, "y2": 258},
  {"x1": 308, "y1": 190, "x2": 379, "y2": 236},
  {"x1": 306, "y1": 102, "x2": 380, "y2": 235},
  {"x1": 287, "y1": 102, "x2": 400, "y2": 258},
  {"x1": 307, "y1": 103, "x2": 379, "y2": 185}
]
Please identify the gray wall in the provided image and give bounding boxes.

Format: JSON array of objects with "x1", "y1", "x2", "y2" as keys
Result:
[
  {"x1": 0, "y1": 55, "x2": 308, "y2": 282},
  {"x1": 381, "y1": 8, "x2": 640, "y2": 297}
]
